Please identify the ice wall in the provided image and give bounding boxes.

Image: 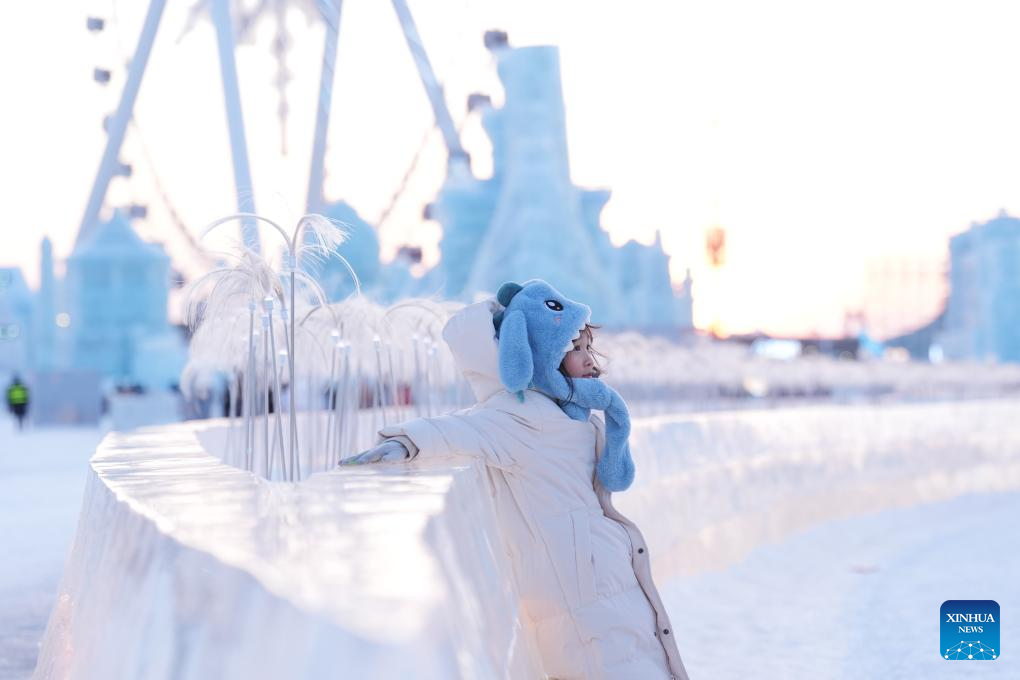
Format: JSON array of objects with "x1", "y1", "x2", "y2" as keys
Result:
[
  {"x1": 35, "y1": 398, "x2": 1020, "y2": 678},
  {"x1": 34, "y1": 420, "x2": 540, "y2": 680},
  {"x1": 618, "y1": 398, "x2": 1020, "y2": 582}
]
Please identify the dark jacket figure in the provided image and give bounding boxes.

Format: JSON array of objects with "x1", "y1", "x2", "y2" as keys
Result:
[{"x1": 6, "y1": 375, "x2": 29, "y2": 430}]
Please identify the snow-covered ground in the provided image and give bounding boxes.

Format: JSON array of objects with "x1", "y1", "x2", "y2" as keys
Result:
[
  {"x1": 0, "y1": 417, "x2": 105, "y2": 680},
  {"x1": 663, "y1": 490, "x2": 1018, "y2": 678}
]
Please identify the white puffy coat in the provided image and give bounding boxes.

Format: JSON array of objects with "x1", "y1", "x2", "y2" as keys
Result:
[{"x1": 379, "y1": 299, "x2": 691, "y2": 680}]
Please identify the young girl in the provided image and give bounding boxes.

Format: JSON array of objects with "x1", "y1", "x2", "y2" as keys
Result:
[{"x1": 341, "y1": 280, "x2": 690, "y2": 680}]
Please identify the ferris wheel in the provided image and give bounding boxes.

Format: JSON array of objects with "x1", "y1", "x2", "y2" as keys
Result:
[{"x1": 79, "y1": 0, "x2": 474, "y2": 272}]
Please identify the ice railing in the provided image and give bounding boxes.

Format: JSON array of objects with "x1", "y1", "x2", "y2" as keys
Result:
[
  {"x1": 35, "y1": 397, "x2": 1020, "y2": 679},
  {"x1": 619, "y1": 398, "x2": 1020, "y2": 580},
  {"x1": 34, "y1": 419, "x2": 542, "y2": 680}
]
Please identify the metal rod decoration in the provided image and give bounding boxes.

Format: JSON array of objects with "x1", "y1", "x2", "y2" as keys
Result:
[
  {"x1": 286, "y1": 258, "x2": 300, "y2": 481},
  {"x1": 261, "y1": 309, "x2": 271, "y2": 477},
  {"x1": 386, "y1": 340, "x2": 399, "y2": 421},
  {"x1": 325, "y1": 330, "x2": 340, "y2": 469},
  {"x1": 228, "y1": 371, "x2": 239, "y2": 465},
  {"x1": 411, "y1": 333, "x2": 422, "y2": 418},
  {"x1": 263, "y1": 297, "x2": 285, "y2": 480},
  {"x1": 245, "y1": 300, "x2": 256, "y2": 471},
  {"x1": 277, "y1": 291, "x2": 298, "y2": 480},
  {"x1": 373, "y1": 334, "x2": 387, "y2": 428},
  {"x1": 335, "y1": 340, "x2": 351, "y2": 464},
  {"x1": 273, "y1": 348, "x2": 288, "y2": 480},
  {"x1": 351, "y1": 363, "x2": 362, "y2": 453},
  {"x1": 424, "y1": 338, "x2": 435, "y2": 418}
]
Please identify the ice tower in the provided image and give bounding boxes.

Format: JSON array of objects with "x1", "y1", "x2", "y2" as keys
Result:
[
  {"x1": 462, "y1": 46, "x2": 614, "y2": 320},
  {"x1": 617, "y1": 231, "x2": 684, "y2": 329},
  {"x1": 427, "y1": 43, "x2": 690, "y2": 329},
  {"x1": 676, "y1": 268, "x2": 694, "y2": 329},
  {"x1": 430, "y1": 171, "x2": 498, "y2": 299}
]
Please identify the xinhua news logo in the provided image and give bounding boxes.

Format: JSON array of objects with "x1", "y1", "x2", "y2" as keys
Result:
[{"x1": 941, "y1": 600, "x2": 999, "y2": 660}]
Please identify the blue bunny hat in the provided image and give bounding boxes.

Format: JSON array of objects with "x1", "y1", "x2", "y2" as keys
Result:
[{"x1": 492, "y1": 279, "x2": 635, "y2": 491}]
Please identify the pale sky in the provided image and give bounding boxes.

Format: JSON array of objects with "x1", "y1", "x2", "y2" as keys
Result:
[{"x1": 5, "y1": 0, "x2": 1020, "y2": 338}]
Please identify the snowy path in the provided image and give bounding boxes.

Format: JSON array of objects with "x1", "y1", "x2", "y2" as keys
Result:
[
  {"x1": 663, "y1": 491, "x2": 1019, "y2": 679},
  {"x1": 0, "y1": 418, "x2": 105, "y2": 680}
]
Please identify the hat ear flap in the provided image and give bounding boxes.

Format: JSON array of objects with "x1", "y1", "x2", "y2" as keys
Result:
[
  {"x1": 496, "y1": 282, "x2": 523, "y2": 307},
  {"x1": 498, "y1": 310, "x2": 533, "y2": 393}
]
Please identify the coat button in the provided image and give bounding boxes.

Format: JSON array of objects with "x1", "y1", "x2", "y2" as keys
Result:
[
  {"x1": 663, "y1": 629, "x2": 670, "y2": 635},
  {"x1": 637, "y1": 548, "x2": 644, "y2": 554}
]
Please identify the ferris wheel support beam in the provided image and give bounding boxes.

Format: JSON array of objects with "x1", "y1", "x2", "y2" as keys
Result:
[
  {"x1": 305, "y1": 0, "x2": 343, "y2": 214},
  {"x1": 389, "y1": 0, "x2": 470, "y2": 175},
  {"x1": 210, "y1": 0, "x2": 261, "y2": 253},
  {"x1": 76, "y1": 0, "x2": 262, "y2": 253},
  {"x1": 76, "y1": 0, "x2": 167, "y2": 248}
]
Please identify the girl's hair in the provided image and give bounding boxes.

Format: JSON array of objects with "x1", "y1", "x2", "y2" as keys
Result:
[{"x1": 557, "y1": 323, "x2": 607, "y2": 404}]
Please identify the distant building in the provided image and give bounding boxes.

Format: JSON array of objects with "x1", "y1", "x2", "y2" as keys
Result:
[
  {"x1": 66, "y1": 210, "x2": 172, "y2": 380},
  {"x1": 936, "y1": 209, "x2": 1020, "y2": 362},
  {"x1": 0, "y1": 267, "x2": 33, "y2": 373}
]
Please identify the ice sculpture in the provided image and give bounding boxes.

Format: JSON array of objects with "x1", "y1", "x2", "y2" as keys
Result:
[
  {"x1": 66, "y1": 209, "x2": 171, "y2": 378},
  {"x1": 427, "y1": 44, "x2": 691, "y2": 330},
  {"x1": 462, "y1": 47, "x2": 614, "y2": 321},
  {"x1": 313, "y1": 201, "x2": 380, "y2": 302}
]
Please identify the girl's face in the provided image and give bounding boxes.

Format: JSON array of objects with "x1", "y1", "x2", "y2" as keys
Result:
[{"x1": 561, "y1": 329, "x2": 597, "y2": 379}]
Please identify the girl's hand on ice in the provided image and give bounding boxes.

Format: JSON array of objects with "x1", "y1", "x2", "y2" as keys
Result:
[{"x1": 338, "y1": 439, "x2": 409, "y2": 466}]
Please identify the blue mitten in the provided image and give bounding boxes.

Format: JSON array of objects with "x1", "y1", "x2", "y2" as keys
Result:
[{"x1": 339, "y1": 439, "x2": 409, "y2": 466}]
